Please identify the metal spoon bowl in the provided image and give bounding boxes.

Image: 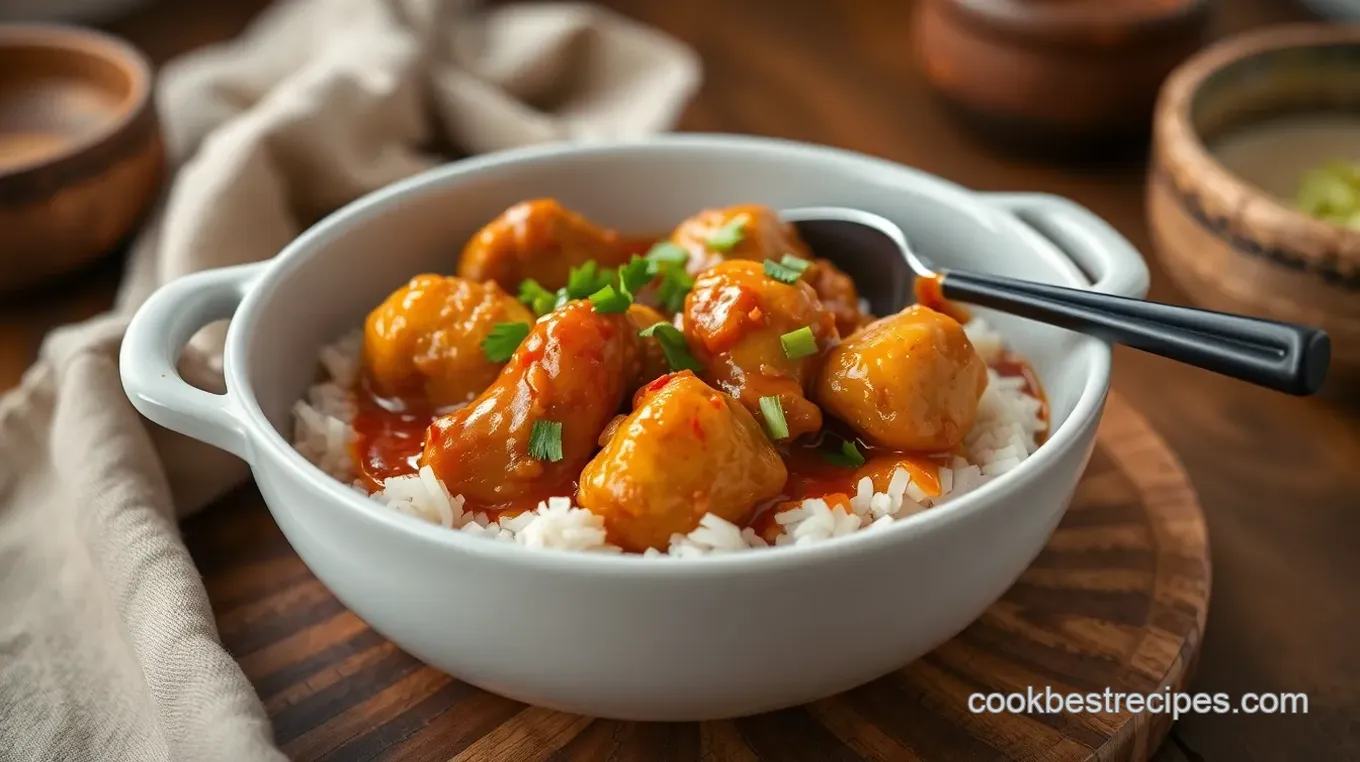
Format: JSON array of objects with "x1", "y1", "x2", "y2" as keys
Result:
[{"x1": 781, "y1": 206, "x2": 1331, "y2": 396}]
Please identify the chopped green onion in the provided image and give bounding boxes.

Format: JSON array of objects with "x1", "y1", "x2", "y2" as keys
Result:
[
  {"x1": 763, "y1": 258, "x2": 804, "y2": 284},
  {"x1": 1296, "y1": 159, "x2": 1360, "y2": 229},
  {"x1": 589, "y1": 283, "x2": 631, "y2": 314},
  {"x1": 481, "y1": 322, "x2": 532, "y2": 362},
  {"x1": 639, "y1": 243, "x2": 696, "y2": 312},
  {"x1": 656, "y1": 266, "x2": 695, "y2": 313},
  {"x1": 527, "y1": 419, "x2": 564, "y2": 462},
  {"x1": 554, "y1": 287, "x2": 570, "y2": 309},
  {"x1": 758, "y1": 396, "x2": 789, "y2": 440},
  {"x1": 823, "y1": 439, "x2": 866, "y2": 468},
  {"x1": 637, "y1": 322, "x2": 679, "y2": 340},
  {"x1": 618, "y1": 255, "x2": 654, "y2": 300},
  {"x1": 566, "y1": 261, "x2": 598, "y2": 298},
  {"x1": 780, "y1": 326, "x2": 818, "y2": 360},
  {"x1": 645, "y1": 241, "x2": 690, "y2": 266},
  {"x1": 518, "y1": 279, "x2": 558, "y2": 317},
  {"x1": 705, "y1": 214, "x2": 749, "y2": 251},
  {"x1": 638, "y1": 321, "x2": 703, "y2": 373},
  {"x1": 565, "y1": 260, "x2": 614, "y2": 300},
  {"x1": 780, "y1": 254, "x2": 811, "y2": 273}
]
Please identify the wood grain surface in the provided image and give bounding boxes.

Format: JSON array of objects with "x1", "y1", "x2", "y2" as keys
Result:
[
  {"x1": 1, "y1": 0, "x2": 1356, "y2": 760},
  {"x1": 183, "y1": 393, "x2": 1209, "y2": 762}
]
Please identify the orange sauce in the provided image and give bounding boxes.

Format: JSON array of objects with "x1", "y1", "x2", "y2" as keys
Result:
[
  {"x1": 618, "y1": 235, "x2": 660, "y2": 258},
  {"x1": 913, "y1": 272, "x2": 972, "y2": 325},
  {"x1": 350, "y1": 378, "x2": 438, "y2": 492}
]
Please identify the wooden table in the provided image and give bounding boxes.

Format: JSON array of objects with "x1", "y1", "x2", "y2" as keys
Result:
[{"x1": 2, "y1": 0, "x2": 1356, "y2": 759}]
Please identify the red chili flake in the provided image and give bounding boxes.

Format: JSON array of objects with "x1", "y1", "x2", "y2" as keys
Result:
[{"x1": 643, "y1": 373, "x2": 677, "y2": 395}]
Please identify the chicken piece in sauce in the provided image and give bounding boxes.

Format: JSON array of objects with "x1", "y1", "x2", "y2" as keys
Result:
[
  {"x1": 456, "y1": 199, "x2": 636, "y2": 292},
  {"x1": 669, "y1": 204, "x2": 867, "y2": 335},
  {"x1": 815, "y1": 305, "x2": 987, "y2": 452},
  {"x1": 363, "y1": 274, "x2": 534, "y2": 407},
  {"x1": 419, "y1": 300, "x2": 639, "y2": 511},
  {"x1": 684, "y1": 259, "x2": 837, "y2": 441},
  {"x1": 578, "y1": 371, "x2": 787, "y2": 552}
]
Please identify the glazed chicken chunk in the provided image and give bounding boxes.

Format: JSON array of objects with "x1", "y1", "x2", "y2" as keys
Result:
[
  {"x1": 815, "y1": 304, "x2": 987, "y2": 452},
  {"x1": 363, "y1": 274, "x2": 534, "y2": 407},
  {"x1": 456, "y1": 199, "x2": 636, "y2": 292},
  {"x1": 578, "y1": 371, "x2": 788, "y2": 552},
  {"x1": 684, "y1": 259, "x2": 837, "y2": 441},
  {"x1": 669, "y1": 203, "x2": 867, "y2": 335},
  {"x1": 420, "y1": 300, "x2": 639, "y2": 510},
  {"x1": 670, "y1": 203, "x2": 808, "y2": 275}
]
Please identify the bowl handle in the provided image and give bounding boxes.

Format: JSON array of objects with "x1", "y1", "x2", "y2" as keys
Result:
[
  {"x1": 120, "y1": 262, "x2": 265, "y2": 461},
  {"x1": 981, "y1": 192, "x2": 1151, "y2": 299}
]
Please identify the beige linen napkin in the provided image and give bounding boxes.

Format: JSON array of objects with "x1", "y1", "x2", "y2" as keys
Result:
[{"x1": 0, "y1": 1, "x2": 699, "y2": 759}]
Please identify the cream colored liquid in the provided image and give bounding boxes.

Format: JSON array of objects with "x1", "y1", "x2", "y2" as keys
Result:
[
  {"x1": 0, "y1": 80, "x2": 120, "y2": 170},
  {"x1": 1211, "y1": 114, "x2": 1360, "y2": 200}
]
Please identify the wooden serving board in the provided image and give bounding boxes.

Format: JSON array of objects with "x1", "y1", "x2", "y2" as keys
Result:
[{"x1": 185, "y1": 392, "x2": 1210, "y2": 762}]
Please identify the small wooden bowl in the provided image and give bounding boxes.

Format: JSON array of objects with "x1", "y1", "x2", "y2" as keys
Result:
[
  {"x1": 912, "y1": 0, "x2": 1210, "y2": 160},
  {"x1": 0, "y1": 24, "x2": 163, "y2": 291},
  {"x1": 1149, "y1": 24, "x2": 1360, "y2": 384}
]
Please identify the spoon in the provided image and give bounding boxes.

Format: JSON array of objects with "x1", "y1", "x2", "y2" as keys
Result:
[{"x1": 781, "y1": 206, "x2": 1331, "y2": 396}]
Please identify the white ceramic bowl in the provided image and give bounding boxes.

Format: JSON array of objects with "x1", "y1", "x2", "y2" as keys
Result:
[{"x1": 120, "y1": 135, "x2": 1149, "y2": 721}]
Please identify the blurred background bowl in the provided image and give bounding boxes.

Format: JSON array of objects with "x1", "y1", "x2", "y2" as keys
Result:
[
  {"x1": 0, "y1": 0, "x2": 153, "y2": 25},
  {"x1": 1301, "y1": 0, "x2": 1360, "y2": 20},
  {"x1": 0, "y1": 24, "x2": 163, "y2": 292},
  {"x1": 912, "y1": 0, "x2": 1210, "y2": 160},
  {"x1": 1149, "y1": 24, "x2": 1360, "y2": 385}
]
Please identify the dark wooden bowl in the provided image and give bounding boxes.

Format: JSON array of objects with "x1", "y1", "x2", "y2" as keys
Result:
[
  {"x1": 1149, "y1": 24, "x2": 1360, "y2": 384},
  {"x1": 912, "y1": 0, "x2": 1210, "y2": 160},
  {"x1": 0, "y1": 24, "x2": 163, "y2": 291}
]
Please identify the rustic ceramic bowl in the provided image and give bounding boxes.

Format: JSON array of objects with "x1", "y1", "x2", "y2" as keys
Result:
[
  {"x1": 0, "y1": 24, "x2": 163, "y2": 291},
  {"x1": 1149, "y1": 24, "x2": 1360, "y2": 384},
  {"x1": 913, "y1": 0, "x2": 1209, "y2": 159},
  {"x1": 120, "y1": 135, "x2": 1149, "y2": 720}
]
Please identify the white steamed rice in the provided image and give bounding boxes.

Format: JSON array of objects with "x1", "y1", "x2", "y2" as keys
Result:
[{"x1": 290, "y1": 317, "x2": 1044, "y2": 557}]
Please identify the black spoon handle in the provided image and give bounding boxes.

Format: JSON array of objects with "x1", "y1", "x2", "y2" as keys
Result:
[{"x1": 939, "y1": 269, "x2": 1331, "y2": 396}]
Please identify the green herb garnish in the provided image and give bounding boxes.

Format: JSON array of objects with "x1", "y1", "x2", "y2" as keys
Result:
[
  {"x1": 518, "y1": 279, "x2": 558, "y2": 317},
  {"x1": 763, "y1": 258, "x2": 805, "y2": 284},
  {"x1": 644, "y1": 241, "x2": 690, "y2": 266},
  {"x1": 638, "y1": 321, "x2": 703, "y2": 373},
  {"x1": 528, "y1": 419, "x2": 564, "y2": 462},
  {"x1": 566, "y1": 261, "x2": 615, "y2": 300},
  {"x1": 705, "y1": 214, "x2": 749, "y2": 251},
  {"x1": 656, "y1": 266, "x2": 694, "y2": 313},
  {"x1": 481, "y1": 322, "x2": 531, "y2": 362},
  {"x1": 639, "y1": 243, "x2": 695, "y2": 312},
  {"x1": 823, "y1": 439, "x2": 866, "y2": 468},
  {"x1": 618, "y1": 255, "x2": 654, "y2": 301},
  {"x1": 589, "y1": 283, "x2": 630, "y2": 314},
  {"x1": 780, "y1": 254, "x2": 811, "y2": 273},
  {"x1": 1296, "y1": 159, "x2": 1360, "y2": 230},
  {"x1": 758, "y1": 396, "x2": 789, "y2": 440},
  {"x1": 780, "y1": 326, "x2": 818, "y2": 360}
]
